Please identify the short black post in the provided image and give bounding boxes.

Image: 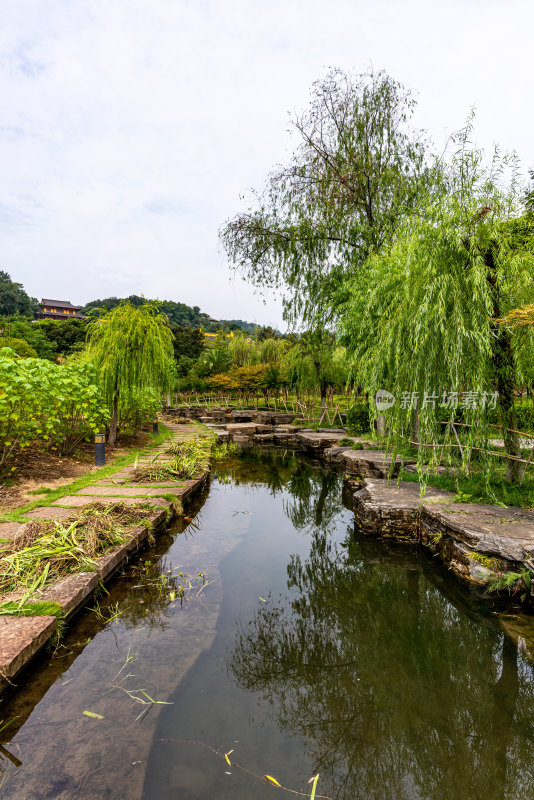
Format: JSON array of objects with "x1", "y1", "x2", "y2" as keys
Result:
[
  {"x1": 152, "y1": 416, "x2": 159, "y2": 435},
  {"x1": 95, "y1": 433, "x2": 106, "y2": 466}
]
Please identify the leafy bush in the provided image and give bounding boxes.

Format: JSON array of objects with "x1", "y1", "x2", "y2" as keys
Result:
[
  {"x1": 0, "y1": 337, "x2": 37, "y2": 358},
  {"x1": 346, "y1": 403, "x2": 370, "y2": 435},
  {"x1": 119, "y1": 387, "x2": 161, "y2": 434},
  {"x1": 0, "y1": 316, "x2": 57, "y2": 359},
  {"x1": 0, "y1": 355, "x2": 108, "y2": 467},
  {"x1": 49, "y1": 363, "x2": 110, "y2": 454}
]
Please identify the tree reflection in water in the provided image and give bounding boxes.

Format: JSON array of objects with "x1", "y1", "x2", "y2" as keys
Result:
[{"x1": 227, "y1": 456, "x2": 534, "y2": 800}]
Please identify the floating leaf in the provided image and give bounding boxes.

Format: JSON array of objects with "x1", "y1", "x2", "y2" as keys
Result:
[
  {"x1": 169, "y1": 591, "x2": 176, "y2": 602},
  {"x1": 224, "y1": 750, "x2": 233, "y2": 766},
  {"x1": 264, "y1": 775, "x2": 281, "y2": 787},
  {"x1": 259, "y1": 597, "x2": 267, "y2": 603},
  {"x1": 83, "y1": 710, "x2": 104, "y2": 719}
]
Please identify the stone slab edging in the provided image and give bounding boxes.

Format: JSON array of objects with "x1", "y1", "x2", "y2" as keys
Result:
[
  {"x1": 176, "y1": 406, "x2": 534, "y2": 599},
  {"x1": 0, "y1": 423, "x2": 210, "y2": 698}
]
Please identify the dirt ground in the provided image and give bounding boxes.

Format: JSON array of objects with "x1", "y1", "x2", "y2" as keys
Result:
[{"x1": 0, "y1": 431, "x2": 152, "y2": 513}]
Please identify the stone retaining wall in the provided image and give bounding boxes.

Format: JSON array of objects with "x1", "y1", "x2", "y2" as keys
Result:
[{"x1": 182, "y1": 406, "x2": 534, "y2": 604}]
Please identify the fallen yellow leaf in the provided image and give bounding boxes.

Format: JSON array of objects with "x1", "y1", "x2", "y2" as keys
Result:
[{"x1": 264, "y1": 775, "x2": 281, "y2": 787}]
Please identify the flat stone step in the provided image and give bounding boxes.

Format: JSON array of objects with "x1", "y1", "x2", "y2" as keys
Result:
[
  {"x1": 51, "y1": 495, "x2": 173, "y2": 508},
  {"x1": 342, "y1": 449, "x2": 414, "y2": 478},
  {"x1": 353, "y1": 478, "x2": 453, "y2": 539},
  {"x1": 0, "y1": 615, "x2": 57, "y2": 692},
  {"x1": 76, "y1": 486, "x2": 185, "y2": 497},
  {"x1": 421, "y1": 502, "x2": 534, "y2": 562},
  {"x1": 25, "y1": 507, "x2": 76, "y2": 520}
]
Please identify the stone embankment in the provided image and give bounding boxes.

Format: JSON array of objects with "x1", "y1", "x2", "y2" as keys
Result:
[
  {"x1": 170, "y1": 406, "x2": 534, "y2": 601},
  {"x1": 0, "y1": 421, "x2": 210, "y2": 695}
]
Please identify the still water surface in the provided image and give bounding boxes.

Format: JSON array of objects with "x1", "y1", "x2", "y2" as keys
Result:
[{"x1": 1, "y1": 450, "x2": 534, "y2": 799}]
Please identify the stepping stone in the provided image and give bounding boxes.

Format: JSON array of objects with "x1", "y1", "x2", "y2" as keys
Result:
[
  {"x1": 0, "y1": 615, "x2": 57, "y2": 691},
  {"x1": 420, "y1": 502, "x2": 534, "y2": 562},
  {"x1": 76, "y1": 486, "x2": 184, "y2": 497},
  {"x1": 353, "y1": 478, "x2": 453, "y2": 539},
  {"x1": 342, "y1": 449, "x2": 415, "y2": 478},
  {"x1": 51, "y1": 495, "x2": 173, "y2": 508},
  {"x1": 25, "y1": 507, "x2": 74, "y2": 520},
  {"x1": 37, "y1": 572, "x2": 98, "y2": 619},
  {"x1": 0, "y1": 522, "x2": 23, "y2": 538}
]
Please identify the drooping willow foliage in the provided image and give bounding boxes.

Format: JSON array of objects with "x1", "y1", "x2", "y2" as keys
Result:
[
  {"x1": 220, "y1": 68, "x2": 433, "y2": 330},
  {"x1": 86, "y1": 302, "x2": 175, "y2": 445},
  {"x1": 342, "y1": 125, "x2": 534, "y2": 483}
]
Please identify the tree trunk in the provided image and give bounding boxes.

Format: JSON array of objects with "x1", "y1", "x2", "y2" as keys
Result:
[
  {"x1": 376, "y1": 413, "x2": 386, "y2": 437},
  {"x1": 412, "y1": 408, "x2": 420, "y2": 448},
  {"x1": 485, "y1": 246, "x2": 521, "y2": 482},
  {"x1": 108, "y1": 394, "x2": 118, "y2": 447}
]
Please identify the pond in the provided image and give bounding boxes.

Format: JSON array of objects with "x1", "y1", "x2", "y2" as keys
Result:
[{"x1": 1, "y1": 450, "x2": 534, "y2": 799}]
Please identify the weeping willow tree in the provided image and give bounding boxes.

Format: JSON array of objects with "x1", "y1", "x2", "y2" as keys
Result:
[
  {"x1": 284, "y1": 332, "x2": 349, "y2": 406},
  {"x1": 220, "y1": 68, "x2": 432, "y2": 330},
  {"x1": 342, "y1": 126, "x2": 534, "y2": 483},
  {"x1": 499, "y1": 304, "x2": 534, "y2": 327},
  {"x1": 86, "y1": 302, "x2": 175, "y2": 446}
]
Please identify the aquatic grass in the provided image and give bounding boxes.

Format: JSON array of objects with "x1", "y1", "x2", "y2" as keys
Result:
[
  {"x1": 105, "y1": 648, "x2": 174, "y2": 721},
  {"x1": 211, "y1": 442, "x2": 241, "y2": 460},
  {"x1": 158, "y1": 739, "x2": 330, "y2": 799}
]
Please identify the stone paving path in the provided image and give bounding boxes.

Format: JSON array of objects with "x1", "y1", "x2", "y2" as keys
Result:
[{"x1": 0, "y1": 421, "x2": 212, "y2": 694}]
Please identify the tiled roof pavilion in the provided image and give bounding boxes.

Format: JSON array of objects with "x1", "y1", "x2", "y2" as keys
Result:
[{"x1": 36, "y1": 299, "x2": 85, "y2": 320}]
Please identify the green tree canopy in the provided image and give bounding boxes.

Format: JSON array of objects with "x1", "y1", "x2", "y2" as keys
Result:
[
  {"x1": 0, "y1": 271, "x2": 36, "y2": 317},
  {"x1": 343, "y1": 129, "x2": 534, "y2": 481},
  {"x1": 86, "y1": 302, "x2": 175, "y2": 445},
  {"x1": 0, "y1": 315, "x2": 57, "y2": 360},
  {"x1": 170, "y1": 324, "x2": 204, "y2": 361},
  {"x1": 220, "y1": 68, "x2": 432, "y2": 328},
  {"x1": 35, "y1": 317, "x2": 87, "y2": 357}
]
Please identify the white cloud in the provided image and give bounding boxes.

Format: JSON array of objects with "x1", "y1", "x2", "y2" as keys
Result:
[{"x1": 0, "y1": 0, "x2": 532, "y2": 329}]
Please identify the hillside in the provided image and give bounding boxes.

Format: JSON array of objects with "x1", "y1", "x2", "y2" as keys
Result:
[{"x1": 81, "y1": 295, "x2": 258, "y2": 332}]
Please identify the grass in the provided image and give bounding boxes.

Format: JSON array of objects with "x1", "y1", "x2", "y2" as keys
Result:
[
  {"x1": 398, "y1": 464, "x2": 534, "y2": 509},
  {"x1": 0, "y1": 502, "x2": 154, "y2": 596},
  {"x1": 0, "y1": 424, "x2": 172, "y2": 523},
  {"x1": 485, "y1": 569, "x2": 531, "y2": 597},
  {"x1": 131, "y1": 437, "x2": 215, "y2": 484}
]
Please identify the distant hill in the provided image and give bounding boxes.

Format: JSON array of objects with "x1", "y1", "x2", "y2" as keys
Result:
[{"x1": 81, "y1": 295, "x2": 259, "y2": 333}]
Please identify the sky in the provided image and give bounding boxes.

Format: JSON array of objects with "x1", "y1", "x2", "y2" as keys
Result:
[{"x1": 0, "y1": 0, "x2": 532, "y2": 330}]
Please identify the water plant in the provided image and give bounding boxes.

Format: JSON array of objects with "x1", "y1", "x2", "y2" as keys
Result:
[
  {"x1": 485, "y1": 568, "x2": 531, "y2": 597},
  {"x1": 106, "y1": 648, "x2": 173, "y2": 722},
  {"x1": 211, "y1": 442, "x2": 240, "y2": 460}
]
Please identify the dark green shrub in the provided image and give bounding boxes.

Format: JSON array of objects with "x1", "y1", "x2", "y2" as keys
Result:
[
  {"x1": 346, "y1": 403, "x2": 370, "y2": 435},
  {"x1": 0, "y1": 336, "x2": 37, "y2": 358}
]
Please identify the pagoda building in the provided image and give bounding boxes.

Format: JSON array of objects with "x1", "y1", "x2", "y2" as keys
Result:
[{"x1": 35, "y1": 299, "x2": 85, "y2": 320}]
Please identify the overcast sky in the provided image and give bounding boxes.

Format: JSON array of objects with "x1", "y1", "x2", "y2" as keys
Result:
[{"x1": 0, "y1": 0, "x2": 532, "y2": 329}]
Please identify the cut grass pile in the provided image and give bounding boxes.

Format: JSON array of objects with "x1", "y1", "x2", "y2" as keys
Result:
[
  {"x1": 131, "y1": 438, "x2": 213, "y2": 483},
  {"x1": 0, "y1": 502, "x2": 153, "y2": 595}
]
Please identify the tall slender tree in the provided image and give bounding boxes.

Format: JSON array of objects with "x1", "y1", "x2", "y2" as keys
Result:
[
  {"x1": 220, "y1": 68, "x2": 432, "y2": 329},
  {"x1": 86, "y1": 302, "x2": 175, "y2": 446}
]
